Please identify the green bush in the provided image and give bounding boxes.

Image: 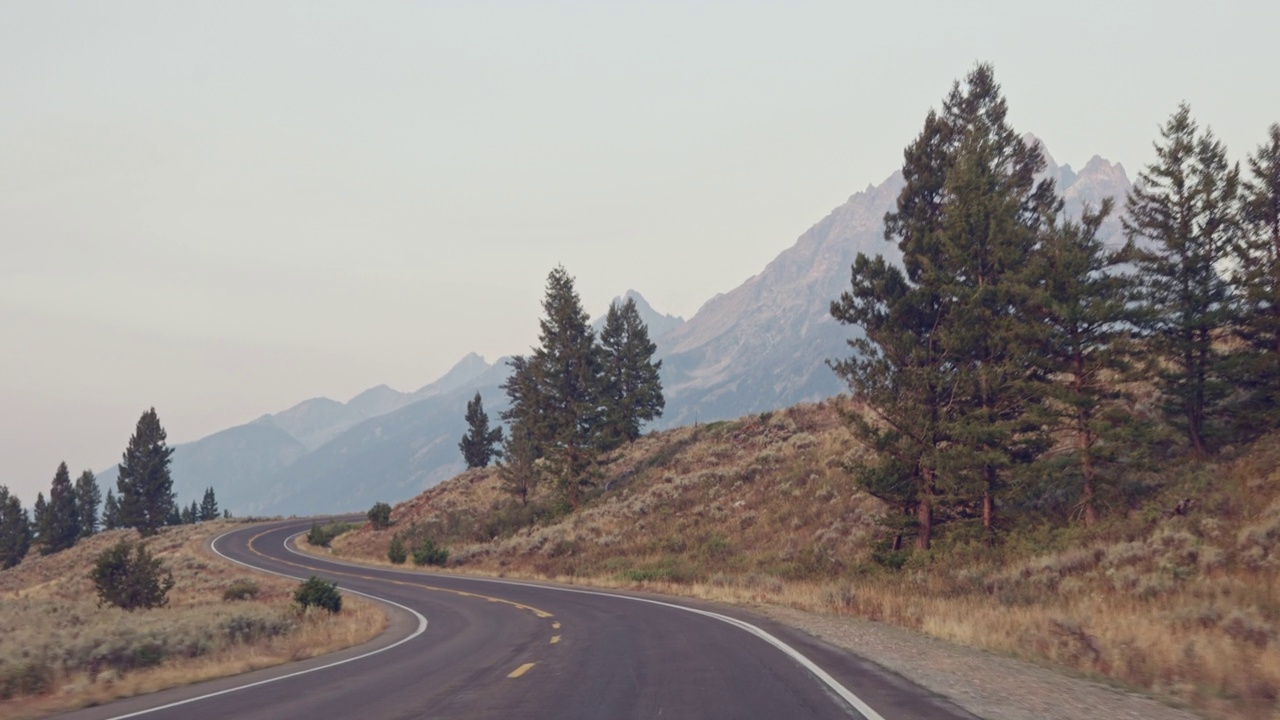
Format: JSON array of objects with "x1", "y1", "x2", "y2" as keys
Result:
[
  {"x1": 222, "y1": 579, "x2": 261, "y2": 602},
  {"x1": 293, "y1": 576, "x2": 342, "y2": 613},
  {"x1": 89, "y1": 540, "x2": 175, "y2": 611},
  {"x1": 387, "y1": 533, "x2": 407, "y2": 564},
  {"x1": 306, "y1": 521, "x2": 354, "y2": 548},
  {"x1": 367, "y1": 502, "x2": 393, "y2": 529},
  {"x1": 411, "y1": 538, "x2": 449, "y2": 566}
]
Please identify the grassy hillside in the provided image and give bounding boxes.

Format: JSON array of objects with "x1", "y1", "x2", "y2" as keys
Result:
[
  {"x1": 0, "y1": 521, "x2": 384, "y2": 720},
  {"x1": 329, "y1": 398, "x2": 1280, "y2": 719}
]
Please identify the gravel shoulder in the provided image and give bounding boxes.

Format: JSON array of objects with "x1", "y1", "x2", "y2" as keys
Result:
[{"x1": 761, "y1": 605, "x2": 1204, "y2": 720}]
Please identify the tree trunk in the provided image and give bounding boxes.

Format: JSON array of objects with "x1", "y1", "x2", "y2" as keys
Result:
[{"x1": 916, "y1": 469, "x2": 934, "y2": 551}]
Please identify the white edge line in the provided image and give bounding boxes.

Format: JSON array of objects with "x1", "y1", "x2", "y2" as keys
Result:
[
  {"x1": 284, "y1": 540, "x2": 887, "y2": 720},
  {"x1": 100, "y1": 526, "x2": 429, "y2": 720}
]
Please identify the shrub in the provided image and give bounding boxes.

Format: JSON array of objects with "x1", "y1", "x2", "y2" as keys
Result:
[
  {"x1": 387, "y1": 533, "x2": 407, "y2": 564},
  {"x1": 367, "y1": 502, "x2": 393, "y2": 529},
  {"x1": 412, "y1": 538, "x2": 449, "y2": 566},
  {"x1": 293, "y1": 576, "x2": 342, "y2": 613},
  {"x1": 306, "y1": 521, "x2": 354, "y2": 548},
  {"x1": 222, "y1": 579, "x2": 261, "y2": 602},
  {"x1": 89, "y1": 540, "x2": 175, "y2": 611}
]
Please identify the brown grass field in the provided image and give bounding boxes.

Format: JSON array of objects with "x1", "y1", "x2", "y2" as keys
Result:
[
  {"x1": 0, "y1": 520, "x2": 385, "y2": 720},
  {"x1": 319, "y1": 399, "x2": 1280, "y2": 720}
]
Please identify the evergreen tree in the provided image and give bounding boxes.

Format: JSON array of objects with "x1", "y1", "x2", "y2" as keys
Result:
[
  {"x1": 116, "y1": 408, "x2": 176, "y2": 536},
  {"x1": 497, "y1": 420, "x2": 540, "y2": 506},
  {"x1": 181, "y1": 501, "x2": 197, "y2": 525},
  {"x1": 199, "y1": 487, "x2": 219, "y2": 521},
  {"x1": 501, "y1": 266, "x2": 602, "y2": 508},
  {"x1": 166, "y1": 501, "x2": 182, "y2": 527},
  {"x1": 459, "y1": 392, "x2": 503, "y2": 468},
  {"x1": 43, "y1": 462, "x2": 80, "y2": 554},
  {"x1": 1033, "y1": 200, "x2": 1138, "y2": 526},
  {"x1": 598, "y1": 297, "x2": 665, "y2": 449},
  {"x1": 833, "y1": 64, "x2": 1056, "y2": 542},
  {"x1": 75, "y1": 470, "x2": 101, "y2": 538},
  {"x1": 1231, "y1": 123, "x2": 1280, "y2": 429},
  {"x1": 102, "y1": 489, "x2": 121, "y2": 531},
  {"x1": 1124, "y1": 104, "x2": 1238, "y2": 457},
  {"x1": 0, "y1": 486, "x2": 32, "y2": 569},
  {"x1": 33, "y1": 492, "x2": 48, "y2": 543}
]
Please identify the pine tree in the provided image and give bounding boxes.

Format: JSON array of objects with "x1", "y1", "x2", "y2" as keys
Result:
[
  {"x1": 0, "y1": 486, "x2": 32, "y2": 569},
  {"x1": 834, "y1": 64, "x2": 1057, "y2": 543},
  {"x1": 1231, "y1": 123, "x2": 1280, "y2": 430},
  {"x1": 75, "y1": 470, "x2": 102, "y2": 538},
  {"x1": 43, "y1": 462, "x2": 80, "y2": 554},
  {"x1": 116, "y1": 408, "x2": 176, "y2": 536},
  {"x1": 33, "y1": 492, "x2": 48, "y2": 544},
  {"x1": 199, "y1": 487, "x2": 219, "y2": 521},
  {"x1": 166, "y1": 501, "x2": 182, "y2": 527},
  {"x1": 497, "y1": 421, "x2": 540, "y2": 506},
  {"x1": 102, "y1": 489, "x2": 121, "y2": 531},
  {"x1": 501, "y1": 266, "x2": 603, "y2": 508},
  {"x1": 459, "y1": 393, "x2": 503, "y2": 468},
  {"x1": 181, "y1": 501, "x2": 197, "y2": 525},
  {"x1": 1033, "y1": 200, "x2": 1138, "y2": 526},
  {"x1": 598, "y1": 297, "x2": 665, "y2": 450},
  {"x1": 1124, "y1": 104, "x2": 1239, "y2": 457}
]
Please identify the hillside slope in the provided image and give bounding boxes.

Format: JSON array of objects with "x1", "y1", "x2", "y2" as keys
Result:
[{"x1": 329, "y1": 401, "x2": 1280, "y2": 720}]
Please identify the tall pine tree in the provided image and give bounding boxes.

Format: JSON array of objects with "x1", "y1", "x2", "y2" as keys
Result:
[
  {"x1": 459, "y1": 392, "x2": 503, "y2": 468},
  {"x1": 116, "y1": 408, "x2": 176, "y2": 536},
  {"x1": 0, "y1": 486, "x2": 32, "y2": 569},
  {"x1": 1124, "y1": 104, "x2": 1238, "y2": 457},
  {"x1": 597, "y1": 297, "x2": 665, "y2": 450},
  {"x1": 43, "y1": 462, "x2": 80, "y2": 554},
  {"x1": 835, "y1": 64, "x2": 1058, "y2": 543},
  {"x1": 75, "y1": 470, "x2": 102, "y2": 538},
  {"x1": 1231, "y1": 123, "x2": 1280, "y2": 429},
  {"x1": 501, "y1": 266, "x2": 602, "y2": 508},
  {"x1": 1033, "y1": 200, "x2": 1138, "y2": 526}
]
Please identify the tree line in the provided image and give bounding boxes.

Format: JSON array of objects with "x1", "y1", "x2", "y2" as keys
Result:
[
  {"x1": 831, "y1": 64, "x2": 1280, "y2": 551},
  {"x1": 0, "y1": 407, "x2": 223, "y2": 569},
  {"x1": 459, "y1": 267, "x2": 665, "y2": 509}
]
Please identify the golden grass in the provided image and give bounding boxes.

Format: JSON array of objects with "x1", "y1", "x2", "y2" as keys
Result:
[
  {"x1": 0, "y1": 520, "x2": 386, "y2": 720},
  {"x1": 317, "y1": 399, "x2": 1280, "y2": 720}
]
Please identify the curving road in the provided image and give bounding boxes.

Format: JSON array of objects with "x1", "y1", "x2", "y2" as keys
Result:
[{"x1": 57, "y1": 519, "x2": 975, "y2": 720}]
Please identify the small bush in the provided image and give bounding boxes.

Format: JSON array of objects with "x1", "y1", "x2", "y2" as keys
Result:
[
  {"x1": 293, "y1": 576, "x2": 342, "y2": 613},
  {"x1": 387, "y1": 534, "x2": 407, "y2": 564},
  {"x1": 367, "y1": 502, "x2": 393, "y2": 530},
  {"x1": 89, "y1": 540, "x2": 175, "y2": 611},
  {"x1": 222, "y1": 579, "x2": 261, "y2": 602},
  {"x1": 306, "y1": 521, "x2": 354, "y2": 548},
  {"x1": 412, "y1": 538, "x2": 449, "y2": 566}
]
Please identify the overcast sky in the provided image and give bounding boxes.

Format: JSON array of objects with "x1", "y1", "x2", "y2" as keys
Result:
[{"x1": 2, "y1": 1, "x2": 1277, "y2": 503}]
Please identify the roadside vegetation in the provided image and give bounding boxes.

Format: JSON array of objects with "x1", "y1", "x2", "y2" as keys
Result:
[{"x1": 0, "y1": 521, "x2": 384, "y2": 720}]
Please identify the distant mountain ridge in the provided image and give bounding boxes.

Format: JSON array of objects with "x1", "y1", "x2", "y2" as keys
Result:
[{"x1": 106, "y1": 141, "x2": 1132, "y2": 515}]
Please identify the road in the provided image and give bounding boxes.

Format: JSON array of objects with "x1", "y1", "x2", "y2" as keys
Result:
[{"x1": 57, "y1": 519, "x2": 976, "y2": 720}]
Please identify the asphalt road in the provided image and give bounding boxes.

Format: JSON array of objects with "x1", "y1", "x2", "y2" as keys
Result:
[{"x1": 56, "y1": 519, "x2": 976, "y2": 720}]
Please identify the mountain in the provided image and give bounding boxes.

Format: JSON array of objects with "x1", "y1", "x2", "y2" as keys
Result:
[
  {"x1": 257, "y1": 354, "x2": 495, "y2": 452},
  {"x1": 252, "y1": 360, "x2": 513, "y2": 515},
  {"x1": 593, "y1": 290, "x2": 685, "y2": 340},
  {"x1": 653, "y1": 141, "x2": 1131, "y2": 429},
  {"x1": 97, "y1": 422, "x2": 308, "y2": 515}
]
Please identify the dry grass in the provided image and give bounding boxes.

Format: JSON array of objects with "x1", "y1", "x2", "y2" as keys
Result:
[
  {"x1": 320, "y1": 398, "x2": 1280, "y2": 720},
  {"x1": 0, "y1": 520, "x2": 385, "y2": 720}
]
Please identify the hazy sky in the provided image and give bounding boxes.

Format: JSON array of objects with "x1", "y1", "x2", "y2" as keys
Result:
[{"x1": 3, "y1": 1, "x2": 1277, "y2": 503}]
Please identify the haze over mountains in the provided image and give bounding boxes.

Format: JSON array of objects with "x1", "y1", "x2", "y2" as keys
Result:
[{"x1": 110, "y1": 142, "x2": 1131, "y2": 516}]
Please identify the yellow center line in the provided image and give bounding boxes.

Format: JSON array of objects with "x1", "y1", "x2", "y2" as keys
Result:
[
  {"x1": 550, "y1": 635, "x2": 561, "y2": 644},
  {"x1": 239, "y1": 528, "x2": 555, "y2": 621},
  {"x1": 552, "y1": 621, "x2": 561, "y2": 629},
  {"x1": 507, "y1": 662, "x2": 536, "y2": 678}
]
